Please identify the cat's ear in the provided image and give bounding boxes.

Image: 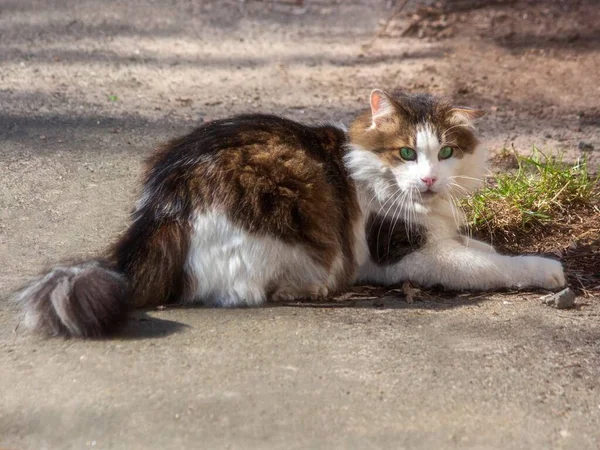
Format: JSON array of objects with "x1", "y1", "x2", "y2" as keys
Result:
[
  {"x1": 449, "y1": 107, "x2": 486, "y2": 127},
  {"x1": 370, "y1": 89, "x2": 396, "y2": 128}
]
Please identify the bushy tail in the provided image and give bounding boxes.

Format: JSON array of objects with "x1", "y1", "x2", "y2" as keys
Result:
[
  {"x1": 15, "y1": 260, "x2": 129, "y2": 338},
  {"x1": 15, "y1": 217, "x2": 191, "y2": 338}
]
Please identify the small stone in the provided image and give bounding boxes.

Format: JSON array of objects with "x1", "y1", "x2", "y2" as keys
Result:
[
  {"x1": 578, "y1": 141, "x2": 594, "y2": 151},
  {"x1": 559, "y1": 429, "x2": 571, "y2": 438},
  {"x1": 541, "y1": 288, "x2": 576, "y2": 309}
]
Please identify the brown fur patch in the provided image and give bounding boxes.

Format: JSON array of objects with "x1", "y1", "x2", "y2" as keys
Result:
[{"x1": 113, "y1": 220, "x2": 192, "y2": 307}]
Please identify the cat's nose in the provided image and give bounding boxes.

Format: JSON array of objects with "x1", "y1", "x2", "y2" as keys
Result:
[{"x1": 421, "y1": 177, "x2": 437, "y2": 187}]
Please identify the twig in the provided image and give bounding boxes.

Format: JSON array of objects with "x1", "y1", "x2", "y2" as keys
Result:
[
  {"x1": 402, "y1": 280, "x2": 419, "y2": 304},
  {"x1": 562, "y1": 252, "x2": 599, "y2": 259}
]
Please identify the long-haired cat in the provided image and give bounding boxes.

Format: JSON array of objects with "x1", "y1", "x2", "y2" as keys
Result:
[{"x1": 15, "y1": 90, "x2": 565, "y2": 338}]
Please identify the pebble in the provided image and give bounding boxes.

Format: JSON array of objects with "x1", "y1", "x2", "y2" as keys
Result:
[
  {"x1": 541, "y1": 288, "x2": 576, "y2": 309},
  {"x1": 578, "y1": 141, "x2": 594, "y2": 151}
]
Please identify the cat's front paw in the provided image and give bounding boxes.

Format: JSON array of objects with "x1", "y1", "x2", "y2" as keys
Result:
[{"x1": 517, "y1": 256, "x2": 566, "y2": 290}]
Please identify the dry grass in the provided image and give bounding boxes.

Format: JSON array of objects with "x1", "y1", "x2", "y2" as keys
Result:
[{"x1": 464, "y1": 148, "x2": 600, "y2": 295}]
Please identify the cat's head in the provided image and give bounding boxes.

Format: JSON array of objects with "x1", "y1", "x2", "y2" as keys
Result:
[{"x1": 346, "y1": 89, "x2": 486, "y2": 213}]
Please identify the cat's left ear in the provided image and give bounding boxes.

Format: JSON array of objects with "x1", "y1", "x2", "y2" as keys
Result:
[
  {"x1": 449, "y1": 107, "x2": 486, "y2": 126},
  {"x1": 370, "y1": 89, "x2": 396, "y2": 128}
]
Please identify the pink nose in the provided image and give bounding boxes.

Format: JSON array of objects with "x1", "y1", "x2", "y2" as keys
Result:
[{"x1": 421, "y1": 177, "x2": 437, "y2": 187}]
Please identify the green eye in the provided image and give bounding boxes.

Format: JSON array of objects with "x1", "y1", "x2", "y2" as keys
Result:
[
  {"x1": 399, "y1": 147, "x2": 417, "y2": 161},
  {"x1": 439, "y1": 146, "x2": 454, "y2": 159}
]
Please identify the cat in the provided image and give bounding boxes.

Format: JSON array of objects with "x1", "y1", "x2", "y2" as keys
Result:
[{"x1": 15, "y1": 89, "x2": 566, "y2": 338}]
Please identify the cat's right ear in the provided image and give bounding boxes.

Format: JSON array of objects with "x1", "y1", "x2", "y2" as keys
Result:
[
  {"x1": 370, "y1": 89, "x2": 395, "y2": 128},
  {"x1": 449, "y1": 107, "x2": 486, "y2": 127}
]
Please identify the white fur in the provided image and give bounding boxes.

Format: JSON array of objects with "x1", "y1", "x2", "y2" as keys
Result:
[
  {"x1": 50, "y1": 276, "x2": 81, "y2": 334},
  {"x1": 415, "y1": 124, "x2": 440, "y2": 157},
  {"x1": 351, "y1": 208, "x2": 370, "y2": 267},
  {"x1": 16, "y1": 268, "x2": 81, "y2": 332},
  {"x1": 461, "y1": 236, "x2": 496, "y2": 253},
  {"x1": 343, "y1": 144, "x2": 397, "y2": 215},
  {"x1": 184, "y1": 211, "x2": 343, "y2": 307}
]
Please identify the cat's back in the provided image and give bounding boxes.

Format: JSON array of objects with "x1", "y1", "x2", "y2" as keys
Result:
[
  {"x1": 143, "y1": 114, "x2": 357, "y2": 242},
  {"x1": 148, "y1": 114, "x2": 346, "y2": 173}
]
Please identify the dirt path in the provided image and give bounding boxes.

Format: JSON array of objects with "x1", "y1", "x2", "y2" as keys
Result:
[{"x1": 1, "y1": 1, "x2": 599, "y2": 448}]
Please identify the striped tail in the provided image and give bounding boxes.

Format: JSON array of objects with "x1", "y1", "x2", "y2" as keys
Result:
[{"x1": 15, "y1": 259, "x2": 129, "y2": 338}]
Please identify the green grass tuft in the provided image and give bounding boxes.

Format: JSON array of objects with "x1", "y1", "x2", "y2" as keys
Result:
[{"x1": 465, "y1": 148, "x2": 599, "y2": 235}]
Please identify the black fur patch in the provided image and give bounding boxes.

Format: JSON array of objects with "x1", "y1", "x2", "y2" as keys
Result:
[{"x1": 366, "y1": 213, "x2": 427, "y2": 266}]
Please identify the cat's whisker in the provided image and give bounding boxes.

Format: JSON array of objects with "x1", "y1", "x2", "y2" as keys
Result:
[
  {"x1": 402, "y1": 195, "x2": 412, "y2": 243},
  {"x1": 445, "y1": 184, "x2": 464, "y2": 208},
  {"x1": 446, "y1": 176, "x2": 483, "y2": 195},
  {"x1": 446, "y1": 184, "x2": 470, "y2": 217},
  {"x1": 447, "y1": 175, "x2": 485, "y2": 183},
  {"x1": 445, "y1": 191, "x2": 462, "y2": 233},
  {"x1": 386, "y1": 191, "x2": 408, "y2": 256},
  {"x1": 397, "y1": 199, "x2": 410, "y2": 244},
  {"x1": 453, "y1": 181, "x2": 498, "y2": 246},
  {"x1": 441, "y1": 123, "x2": 468, "y2": 138},
  {"x1": 450, "y1": 191, "x2": 471, "y2": 241},
  {"x1": 376, "y1": 191, "x2": 406, "y2": 254},
  {"x1": 408, "y1": 188, "x2": 417, "y2": 239},
  {"x1": 376, "y1": 187, "x2": 405, "y2": 253},
  {"x1": 368, "y1": 185, "x2": 403, "y2": 234},
  {"x1": 445, "y1": 181, "x2": 472, "y2": 200},
  {"x1": 363, "y1": 181, "x2": 397, "y2": 220},
  {"x1": 372, "y1": 183, "x2": 402, "y2": 216},
  {"x1": 447, "y1": 184, "x2": 479, "y2": 241},
  {"x1": 365, "y1": 179, "x2": 397, "y2": 212}
]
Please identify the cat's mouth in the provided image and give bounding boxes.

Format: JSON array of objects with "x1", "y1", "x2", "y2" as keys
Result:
[{"x1": 419, "y1": 189, "x2": 437, "y2": 199}]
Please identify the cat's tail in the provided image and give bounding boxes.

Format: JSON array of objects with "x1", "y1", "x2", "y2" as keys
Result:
[
  {"x1": 14, "y1": 259, "x2": 129, "y2": 338},
  {"x1": 15, "y1": 216, "x2": 191, "y2": 338}
]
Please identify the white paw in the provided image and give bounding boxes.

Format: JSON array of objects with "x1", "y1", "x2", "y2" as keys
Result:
[
  {"x1": 517, "y1": 256, "x2": 566, "y2": 290},
  {"x1": 271, "y1": 284, "x2": 329, "y2": 302},
  {"x1": 271, "y1": 289, "x2": 296, "y2": 302},
  {"x1": 306, "y1": 284, "x2": 329, "y2": 299}
]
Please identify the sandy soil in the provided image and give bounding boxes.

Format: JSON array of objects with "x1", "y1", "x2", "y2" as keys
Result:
[{"x1": 1, "y1": 0, "x2": 599, "y2": 448}]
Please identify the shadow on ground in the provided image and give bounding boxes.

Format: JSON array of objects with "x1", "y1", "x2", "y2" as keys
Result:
[{"x1": 116, "y1": 312, "x2": 189, "y2": 340}]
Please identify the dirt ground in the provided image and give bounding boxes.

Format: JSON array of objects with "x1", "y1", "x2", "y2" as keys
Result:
[{"x1": 1, "y1": 0, "x2": 599, "y2": 448}]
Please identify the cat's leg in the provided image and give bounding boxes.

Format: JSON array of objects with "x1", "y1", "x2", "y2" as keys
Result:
[
  {"x1": 358, "y1": 238, "x2": 565, "y2": 291},
  {"x1": 270, "y1": 252, "x2": 343, "y2": 301}
]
